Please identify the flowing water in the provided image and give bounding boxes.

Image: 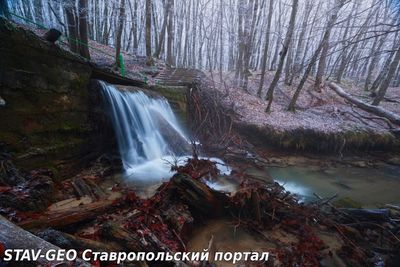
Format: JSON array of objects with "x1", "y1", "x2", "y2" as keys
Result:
[
  {"x1": 269, "y1": 165, "x2": 400, "y2": 207},
  {"x1": 101, "y1": 82, "x2": 191, "y2": 181},
  {"x1": 100, "y1": 82, "x2": 231, "y2": 191},
  {"x1": 100, "y1": 81, "x2": 399, "y2": 207}
]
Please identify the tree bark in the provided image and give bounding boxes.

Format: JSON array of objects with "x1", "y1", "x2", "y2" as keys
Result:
[
  {"x1": 145, "y1": 0, "x2": 152, "y2": 62},
  {"x1": 257, "y1": 0, "x2": 274, "y2": 97},
  {"x1": 265, "y1": 0, "x2": 298, "y2": 112},
  {"x1": 287, "y1": 0, "x2": 344, "y2": 112},
  {"x1": 78, "y1": 0, "x2": 91, "y2": 59},
  {"x1": 328, "y1": 82, "x2": 400, "y2": 126},
  {"x1": 166, "y1": 0, "x2": 174, "y2": 65},
  {"x1": 64, "y1": 1, "x2": 80, "y2": 54},
  {"x1": 155, "y1": 0, "x2": 171, "y2": 58},
  {"x1": 372, "y1": 42, "x2": 400, "y2": 106},
  {"x1": 115, "y1": 0, "x2": 125, "y2": 68},
  {"x1": 18, "y1": 199, "x2": 116, "y2": 229}
]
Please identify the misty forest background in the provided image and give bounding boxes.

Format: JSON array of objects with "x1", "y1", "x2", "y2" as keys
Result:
[{"x1": 7, "y1": 0, "x2": 400, "y2": 111}]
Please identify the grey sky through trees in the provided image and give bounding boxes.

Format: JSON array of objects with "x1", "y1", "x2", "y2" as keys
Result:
[{"x1": 9, "y1": 0, "x2": 400, "y2": 105}]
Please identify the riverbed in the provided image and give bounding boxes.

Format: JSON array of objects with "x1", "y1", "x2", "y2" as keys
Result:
[{"x1": 269, "y1": 164, "x2": 400, "y2": 208}]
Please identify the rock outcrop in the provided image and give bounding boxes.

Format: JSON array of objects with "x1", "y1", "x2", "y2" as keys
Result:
[{"x1": 0, "y1": 18, "x2": 114, "y2": 178}]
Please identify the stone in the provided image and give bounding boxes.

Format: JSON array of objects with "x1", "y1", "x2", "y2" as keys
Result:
[{"x1": 0, "y1": 19, "x2": 114, "y2": 179}]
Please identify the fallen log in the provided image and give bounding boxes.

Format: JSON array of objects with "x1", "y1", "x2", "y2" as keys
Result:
[
  {"x1": 18, "y1": 199, "x2": 116, "y2": 229},
  {"x1": 169, "y1": 174, "x2": 229, "y2": 216},
  {"x1": 100, "y1": 222, "x2": 156, "y2": 252},
  {"x1": 0, "y1": 215, "x2": 90, "y2": 266},
  {"x1": 327, "y1": 82, "x2": 400, "y2": 126}
]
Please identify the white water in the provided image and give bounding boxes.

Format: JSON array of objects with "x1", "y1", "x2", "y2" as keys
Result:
[
  {"x1": 100, "y1": 82, "x2": 191, "y2": 180},
  {"x1": 100, "y1": 82, "x2": 231, "y2": 183}
]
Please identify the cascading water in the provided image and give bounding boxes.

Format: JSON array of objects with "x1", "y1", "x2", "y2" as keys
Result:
[{"x1": 100, "y1": 81, "x2": 191, "y2": 181}]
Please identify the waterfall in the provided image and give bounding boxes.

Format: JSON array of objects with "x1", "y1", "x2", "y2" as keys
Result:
[{"x1": 100, "y1": 81, "x2": 191, "y2": 181}]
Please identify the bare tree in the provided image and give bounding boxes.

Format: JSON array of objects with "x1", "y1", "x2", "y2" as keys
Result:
[
  {"x1": 372, "y1": 41, "x2": 400, "y2": 105},
  {"x1": 78, "y1": 0, "x2": 91, "y2": 59},
  {"x1": 115, "y1": 0, "x2": 125, "y2": 68},
  {"x1": 265, "y1": 0, "x2": 298, "y2": 112},
  {"x1": 287, "y1": 0, "x2": 345, "y2": 112},
  {"x1": 64, "y1": 0, "x2": 80, "y2": 54},
  {"x1": 257, "y1": 0, "x2": 274, "y2": 97},
  {"x1": 166, "y1": 0, "x2": 174, "y2": 65},
  {"x1": 145, "y1": 0, "x2": 152, "y2": 63}
]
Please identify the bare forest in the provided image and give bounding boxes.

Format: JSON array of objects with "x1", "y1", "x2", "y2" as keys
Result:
[{"x1": 8, "y1": 0, "x2": 400, "y2": 110}]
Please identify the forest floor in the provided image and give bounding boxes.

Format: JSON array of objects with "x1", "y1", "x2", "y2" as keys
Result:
[
  {"x1": 212, "y1": 71, "x2": 400, "y2": 134},
  {"x1": 206, "y1": 71, "x2": 400, "y2": 152}
]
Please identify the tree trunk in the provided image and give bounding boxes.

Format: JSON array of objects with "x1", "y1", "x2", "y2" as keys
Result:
[
  {"x1": 265, "y1": 0, "x2": 298, "y2": 112},
  {"x1": 313, "y1": 6, "x2": 336, "y2": 92},
  {"x1": 287, "y1": 0, "x2": 344, "y2": 112},
  {"x1": 166, "y1": 0, "x2": 174, "y2": 65},
  {"x1": 115, "y1": 0, "x2": 125, "y2": 68},
  {"x1": 18, "y1": 199, "x2": 116, "y2": 229},
  {"x1": 328, "y1": 82, "x2": 400, "y2": 126},
  {"x1": 372, "y1": 42, "x2": 400, "y2": 105},
  {"x1": 78, "y1": 0, "x2": 91, "y2": 59},
  {"x1": 257, "y1": 0, "x2": 274, "y2": 97},
  {"x1": 102, "y1": 1, "x2": 109, "y2": 44},
  {"x1": 145, "y1": 0, "x2": 152, "y2": 62},
  {"x1": 155, "y1": 0, "x2": 171, "y2": 58},
  {"x1": 242, "y1": 0, "x2": 259, "y2": 91},
  {"x1": 290, "y1": 0, "x2": 311, "y2": 85},
  {"x1": 64, "y1": 1, "x2": 80, "y2": 54}
]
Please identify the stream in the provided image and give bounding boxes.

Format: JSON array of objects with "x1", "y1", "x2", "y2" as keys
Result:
[
  {"x1": 101, "y1": 81, "x2": 400, "y2": 207},
  {"x1": 97, "y1": 81, "x2": 400, "y2": 265},
  {"x1": 269, "y1": 164, "x2": 400, "y2": 208}
]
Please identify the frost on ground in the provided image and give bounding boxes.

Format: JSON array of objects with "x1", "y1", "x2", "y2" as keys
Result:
[{"x1": 209, "y1": 71, "x2": 399, "y2": 135}]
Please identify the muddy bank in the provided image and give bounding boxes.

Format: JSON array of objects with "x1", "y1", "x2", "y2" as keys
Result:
[{"x1": 236, "y1": 121, "x2": 399, "y2": 153}]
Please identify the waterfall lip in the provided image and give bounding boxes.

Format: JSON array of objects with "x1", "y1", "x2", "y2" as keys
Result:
[
  {"x1": 100, "y1": 81, "x2": 233, "y2": 190},
  {"x1": 100, "y1": 81, "x2": 192, "y2": 180}
]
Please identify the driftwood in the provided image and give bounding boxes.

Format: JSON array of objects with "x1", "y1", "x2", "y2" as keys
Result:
[
  {"x1": 328, "y1": 82, "x2": 400, "y2": 126},
  {"x1": 100, "y1": 222, "x2": 144, "y2": 252},
  {"x1": 162, "y1": 204, "x2": 193, "y2": 242},
  {"x1": 0, "y1": 215, "x2": 90, "y2": 266},
  {"x1": 18, "y1": 198, "x2": 116, "y2": 229},
  {"x1": 338, "y1": 208, "x2": 390, "y2": 222},
  {"x1": 100, "y1": 221, "x2": 172, "y2": 253},
  {"x1": 170, "y1": 174, "x2": 229, "y2": 216}
]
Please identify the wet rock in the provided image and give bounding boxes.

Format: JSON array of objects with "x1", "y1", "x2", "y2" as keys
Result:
[
  {"x1": 0, "y1": 171, "x2": 54, "y2": 211},
  {"x1": 37, "y1": 229, "x2": 72, "y2": 249},
  {"x1": 0, "y1": 20, "x2": 114, "y2": 178},
  {"x1": 387, "y1": 156, "x2": 400, "y2": 166},
  {"x1": 0, "y1": 95, "x2": 5, "y2": 106}
]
